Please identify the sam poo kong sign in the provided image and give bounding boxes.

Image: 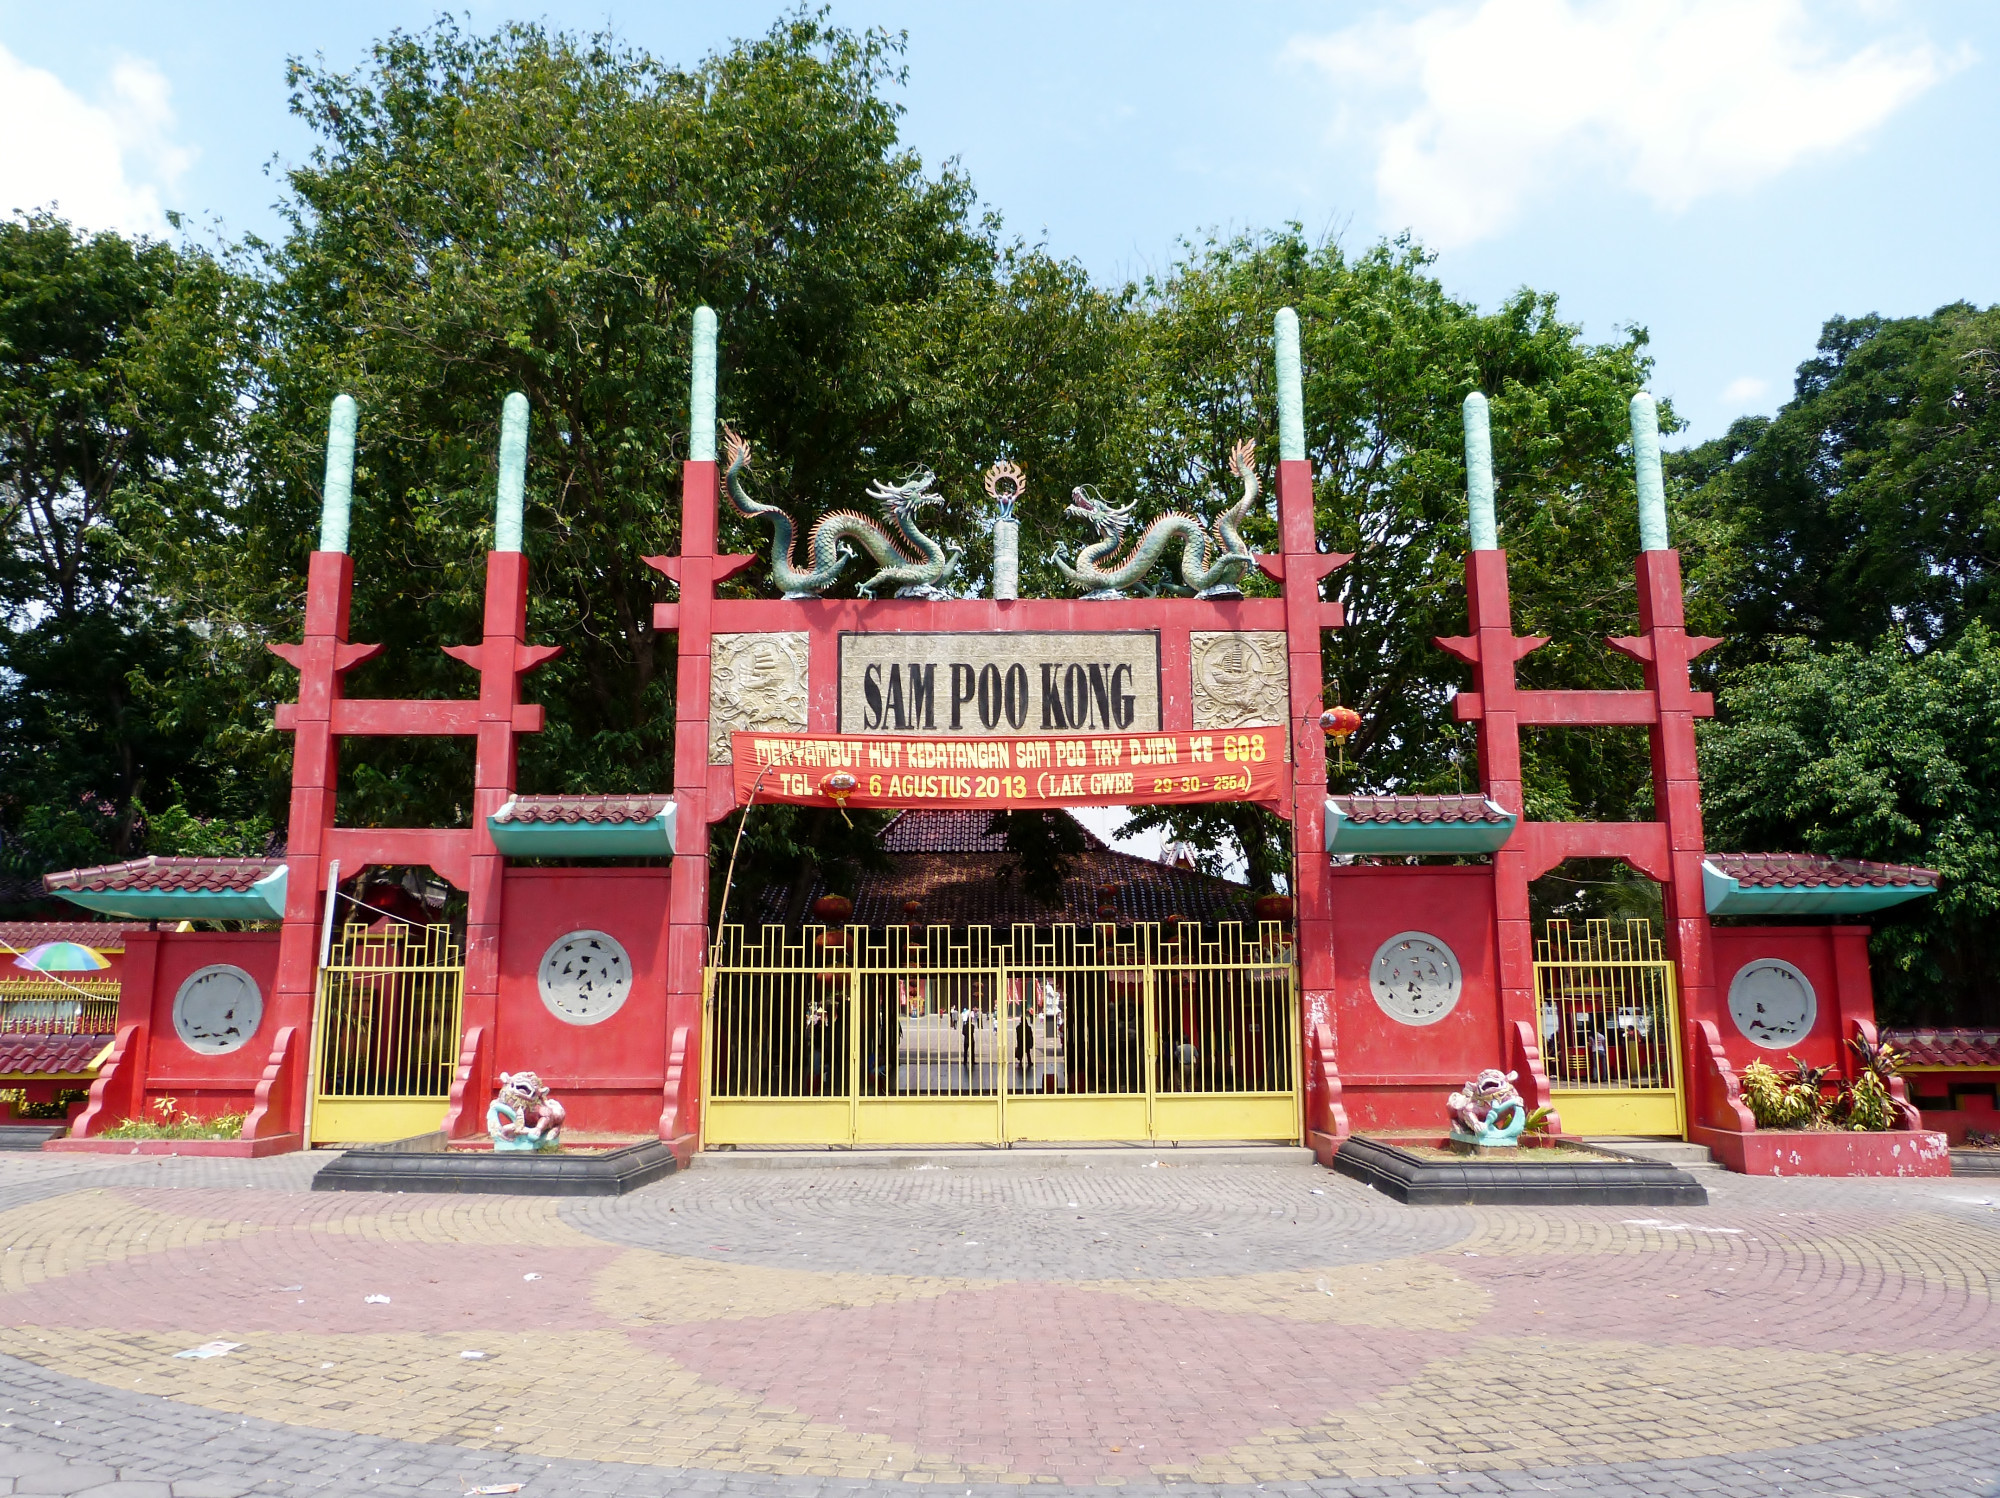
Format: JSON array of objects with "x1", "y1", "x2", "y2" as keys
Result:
[
  {"x1": 733, "y1": 729, "x2": 1285, "y2": 810},
  {"x1": 838, "y1": 631, "x2": 1160, "y2": 734}
]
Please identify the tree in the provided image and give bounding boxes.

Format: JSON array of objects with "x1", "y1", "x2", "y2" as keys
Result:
[
  {"x1": 1672, "y1": 303, "x2": 2000, "y2": 667},
  {"x1": 1699, "y1": 627, "x2": 2000, "y2": 1026},
  {"x1": 0, "y1": 214, "x2": 260, "y2": 896}
]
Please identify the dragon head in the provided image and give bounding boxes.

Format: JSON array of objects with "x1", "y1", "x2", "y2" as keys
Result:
[
  {"x1": 1066, "y1": 485, "x2": 1136, "y2": 535},
  {"x1": 865, "y1": 469, "x2": 942, "y2": 519}
]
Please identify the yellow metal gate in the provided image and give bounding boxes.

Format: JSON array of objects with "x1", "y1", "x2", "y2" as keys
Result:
[
  {"x1": 1535, "y1": 918, "x2": 1684, "y2": 1137},
  {"x1": 704, "y1": 921, "x2": 1300, "y2": 1146},
  {"x1": 310, "y1": 923, "x2": 464, "y2": 1144}
]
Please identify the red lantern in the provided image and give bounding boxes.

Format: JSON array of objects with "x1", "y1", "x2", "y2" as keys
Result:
[{"x1": 1320, "y1": 706, "x2": 1362, "y2": 771}]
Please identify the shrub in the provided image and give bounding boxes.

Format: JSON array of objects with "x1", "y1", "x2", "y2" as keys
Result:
[
  {"x1": 101, "y1": 1096, "x2": 247, "y2": 1141},
  {"x1": 1740, "y1": 1060, "x2": 1817, "y2": 1129}
]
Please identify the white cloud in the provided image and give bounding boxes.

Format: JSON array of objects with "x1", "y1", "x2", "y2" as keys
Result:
[
  {"x1": 1721, "y1": 375, "x2": 1772, "y2": 404},
  {"x1": 0, "y1": 44, "x2": 194, "y2": 236},
  {"x1": 1288, "y1": 0, "x2": 1961, "y2": 248}
]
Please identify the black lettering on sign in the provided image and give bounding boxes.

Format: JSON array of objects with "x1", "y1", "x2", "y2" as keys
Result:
[
  {"x1": 977, "y1": 664, "x2": 1002, "y2": 730},
  {"x1": 884, "y1": 665, "x2": 907, "y2": 731},
  {"x1": 1039, "y1": 664, "x2": 1067, "y2": 730},
  {"x1": 950, "y1": 664, "x2": 976, "y2": 730},
  {"x1": 908, "y1": 663, "x2": 936, "y2": 730},
  {"x1": 1004, "y1": 663, "x2": 1029, "y2": 729},
  {"x1": 1112, "y1": 663, "x2": 1135, "y2": 729},
  {"x1": 1087, "y1": 664, "x2": 1113, "y2": 729},
  {"x1": 863, "y1": 664, "x2": 884, "y2": 730}
]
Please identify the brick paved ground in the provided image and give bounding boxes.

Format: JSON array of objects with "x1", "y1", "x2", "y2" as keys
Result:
[{"x1": 0, "y1": 1150, "x2": 1996, "y2": 1496}]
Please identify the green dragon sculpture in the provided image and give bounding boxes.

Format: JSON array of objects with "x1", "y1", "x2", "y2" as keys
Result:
[
  {"x1": 1053, "y1": 438, "x2": 1260, "y2": 598},
  {"x1": 721, "y1": 427, "x2": 960, "y2": 599}
]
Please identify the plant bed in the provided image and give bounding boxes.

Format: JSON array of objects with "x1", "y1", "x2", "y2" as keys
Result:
[
  {"x1": 1334, "y1": 1133, "x2": 1707, "y2": 1206},
  {"x1": 45, "y1": 1133, "x2": 302, "y2": 1157},
  {"x1": 1690, "y1": 1124, "x2": 1948, "y2": 1177},
  {"x1": 314, "y1": 1132, "x2": 677, "y2": 1196}
]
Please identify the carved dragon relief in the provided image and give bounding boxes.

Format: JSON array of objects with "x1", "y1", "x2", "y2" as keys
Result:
[
  {"x1": 721, "y1": 427, "x2": 960, "y2": 599},
  {"x1": 1052, "y1": 438, "x2": 1260, "y2": 599}
]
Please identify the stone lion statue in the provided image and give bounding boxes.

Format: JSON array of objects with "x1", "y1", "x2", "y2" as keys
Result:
[{"x1": 1447, "y1": 1067, "x2": 1527, "y2": 1147}]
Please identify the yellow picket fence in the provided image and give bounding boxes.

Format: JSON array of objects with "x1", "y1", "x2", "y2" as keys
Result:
[
  {"x1": 1536, "y1": 918, "x2": 1685, "y2": 1137},
  {"x1": 309, "y1": 923, "x2": 464, "y2": 1144}
]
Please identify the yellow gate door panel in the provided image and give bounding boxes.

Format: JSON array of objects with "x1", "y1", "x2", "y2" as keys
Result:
[
  {"x1": 856, "y1": 1098, "x2": 1001, "y2": 1146},
  {"x1": 704, "y1": 921, "x2": 1299, "y2": 1147},
  {"x1": 1550, "y1": 1089, "x2": 1683, "y2": 1137},
  {"x1": 1003, "y1": 1094, "x2": 1150, "y2": 1143},
  {"x1": 310, "y1": 923, "x2": 464, "y2": 1146},
  {"x1": 1150, "y1": 1093, "x2": 1300, "y2": 1143},
  {"x1": 1535, "y1": 918, "x2": 1686, "y2": 1139},
  {"x1": 705, "y1": 1098, "x2": 851, "y2": 1147}
]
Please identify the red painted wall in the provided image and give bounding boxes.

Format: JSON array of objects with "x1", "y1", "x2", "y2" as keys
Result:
[
  {"x1": 1704, "y1": 926, "x2": 1874, "y2": 1079},
  {"x1": 1325, "y1": 865, "x2": 1501, "y2": 1131},
  {"x1": 134, "y1": 930, "x2": 283, "y2": 1122},
  {"x1": 495, "y1": 869, "x2": 671, "y2": 1135}
]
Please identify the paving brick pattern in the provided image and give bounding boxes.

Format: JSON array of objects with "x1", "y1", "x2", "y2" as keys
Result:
[{"x1": 0, "y1": 1152, "x2": 1996, "y2": 1496}]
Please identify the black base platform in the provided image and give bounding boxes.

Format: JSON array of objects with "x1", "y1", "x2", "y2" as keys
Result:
[
  {"x1": 313, "y1": 1134, "x2": 677, "y2": 1196},
  {"x1": 1334, "y1": 1135, "x2": 1708, "y2": 1206},
  {"x1": 0, "y1": 1125, "x2": 67, "y2": 1150}
]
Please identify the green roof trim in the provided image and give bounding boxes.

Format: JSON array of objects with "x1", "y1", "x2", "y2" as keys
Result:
[
  {"x1": 1701, "y1": 860, "x2": 1936, "y2": 916},
  {"x1": 1324, "y1": 799, "x2": 1516, "y2": 855},
  {"x1": 54, "y1": 866, "x2": 288, "y2": 922},
  {"x1": 487, "y1": 804, "x2": 675, "y2": 859}
]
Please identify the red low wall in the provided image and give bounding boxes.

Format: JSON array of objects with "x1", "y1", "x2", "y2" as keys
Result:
[
  {"x1": 493, "y1": 868, "x2": 671, "y2": 1136},
  {"x1": 1324, "y1": 865, "x2": 1502, "y2": 1132},
  {"x1": 1692, "y1": 1124, "x2": 1950, "y2": 1177},
  {"x1": 1702, "y1": 926, "x2": 1875, "y2": 1080}
]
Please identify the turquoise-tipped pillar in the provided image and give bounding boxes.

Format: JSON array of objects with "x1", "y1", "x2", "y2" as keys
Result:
[
  {"x1": 1463, "y1": 392, "x2": 1497, "y2": 550},
  {"x1": 318, "y1": 395, "x2": 356, "y2": 553},
  {"x1": 494, "y1": 392, "x2": 529, "y2": 552},
  {"x1": 690, "y1": 306, "x2": 718, "y2": 462},
  {"x1": 1275, "y1": 307, "x2": 1305, "y2": 462},
  {"x1": 1631, "y1": 391, "x2": 1669, "y2": 551}
]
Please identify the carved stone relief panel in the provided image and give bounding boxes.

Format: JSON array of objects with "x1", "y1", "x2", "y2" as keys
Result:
[
  {"x1": 709, "y1": 632, "x2": 810, "y2": 764},
  {"x1": 1189, "y1": 630, "x2": 1290, "y2": 730}
]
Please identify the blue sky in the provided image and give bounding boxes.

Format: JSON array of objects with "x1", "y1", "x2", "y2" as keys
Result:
[{"x1": 1, "y1": 0, "x2": 1994, "y2": 443}]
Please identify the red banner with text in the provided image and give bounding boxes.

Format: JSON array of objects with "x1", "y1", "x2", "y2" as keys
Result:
[{"x1": 732, "y1": 730, "x2": 1287, "y2": 811}]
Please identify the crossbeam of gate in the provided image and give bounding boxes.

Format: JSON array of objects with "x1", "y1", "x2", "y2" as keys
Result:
[{"x1": 705, "y1": 920, "x2": 1299, "y2": 1146}]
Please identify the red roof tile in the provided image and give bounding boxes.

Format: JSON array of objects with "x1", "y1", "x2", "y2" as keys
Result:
[
  {"x1": 492, "y1": 795, "x2": 671, "y2": 826},
  {"x1": 1882, "y1": 1029, "x2": 2000, "y2": 1070},
  {"x1": 43, "y1": 857, "x2": 279, "y2": 895},
  {"x1": 0, "y1": 1034, "x2": 107, "y2": 1077},
  {"x1": 750, "y1": 810, "x2": 1250, "y2": 931},
  {"x1": 1330, "y1": 794, "x2": 1511, "y2": 825},
  {"x1": 1705, "y1": 853, "x2": 1938, "y2": 890},
  {"x1": 879, "y1": 809, "x2": 1104, "y2": 855},
  {"x1": 0, "y1": 922, "x2": 136, "y2": 953}
]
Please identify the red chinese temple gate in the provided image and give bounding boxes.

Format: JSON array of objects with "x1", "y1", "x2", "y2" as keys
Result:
[{"x1": 40, "y1": 307, "x2": 1944, "y2": 1175}]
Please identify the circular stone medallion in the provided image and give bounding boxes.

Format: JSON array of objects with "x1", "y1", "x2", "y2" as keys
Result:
[
  {"x1": 538, "y1": 930, "x2": 633, "y2": 1025},
  {"x1": 172, "y1": 964, "x2": 264, "y2": 1055},
  {"x1": 1727, "y1": 958, "x2": 1818, "y2": 1049},
  {"x1": 1369, "y1": 932, "x2": 1462, "y2": 1026}
]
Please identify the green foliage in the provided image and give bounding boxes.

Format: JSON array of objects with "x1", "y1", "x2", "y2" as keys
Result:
[
  {"x1": 1700, "y1": 628, "x2": 2000, "y2": 1025},
  {"x1": 102, "y1": 1096, "x2": 249, "y2": 1140},
  {"x1": 1673, "y1": 304, "x2": 2000, "y2": 666},
  {"x1": 0, "y1": 214, "x2": 264, "y2": 888},
  {"x1": 1832, "y1": 1070, "x2": 1896, "y2": 1132},
  {"x1": 1739, "y1": 1059, "x2": 1817, "y2": 1129}
]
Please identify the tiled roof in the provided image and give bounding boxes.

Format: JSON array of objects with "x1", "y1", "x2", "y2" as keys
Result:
[
  {"x1": 749, "y1": 812, "x2": 1251, "y2": 931},
  {"x1": 0, "y1": 922, "x2": 135, "y2": 953},
  {"x1": 1329, "y1": 794, "x2": 1511, "y2": 825},
  {"x1": 43, "y1": 857, "x2": 280, "y2": 895},
  {"x1": 1704, "y1": 853, "x2": 1938, "y2": 890},
  {"x1": 1882, "y1": 1029, "x2": 2000, "y2": 1070},
  {"x1": 879, "y1": 809, "x2": 1102, "y2": 855},
  {"x1": 0, "y1": 1034, "x2": 107, "y2": 1077},
  {"x1": 492, "y1": 795, "x2": 671, "y2": 826}
]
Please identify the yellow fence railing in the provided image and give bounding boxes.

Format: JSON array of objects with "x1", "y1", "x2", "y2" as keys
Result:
[
  {"x1": 310, "y1": 923, "x2": 464, "y2": 1144},
  {"x1": 705, "y1": 921, "x2": 1299, "y2": 1147},
  {"x1": 1534, "y1": 917, "x2": 1684, "y2": 1136},
  {"x1": 0, "y1": 979, "x2": 120, "y2": 1036}
]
